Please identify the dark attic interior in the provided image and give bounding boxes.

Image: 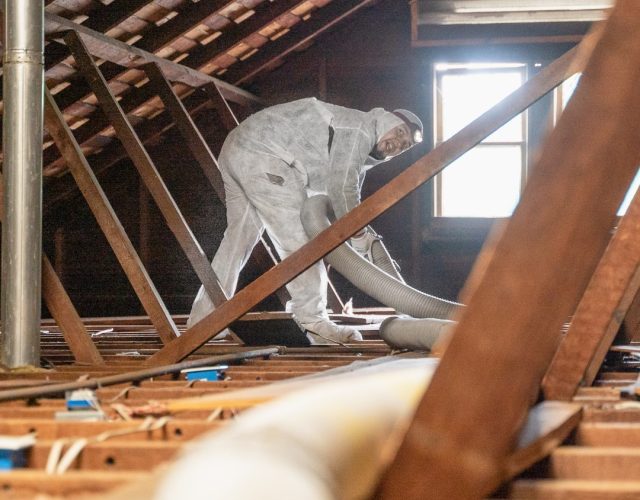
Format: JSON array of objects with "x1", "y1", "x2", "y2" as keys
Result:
[{"x1": 3, "y1": 0, "x2": 640, "y2": 498}]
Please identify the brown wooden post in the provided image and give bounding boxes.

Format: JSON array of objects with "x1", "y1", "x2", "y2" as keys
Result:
[
  {"x1": 144, "y1": 28, "x2": 586, "y2": 367},
  {"x1": 0, "y1": 173, "x2": 103, "y2": 365},
  {"x1": 43, "y1": 88, "x2": 180, "y2": 345},
  {"x1": 378, "y1": 4, "x2": 640, "y2": 498},
  {"x1": 64, "y1": 31, "x2": 230, "y2": 313},
  {"x1": 543, "y1": 186, "x2": 640, "y2": 400}
]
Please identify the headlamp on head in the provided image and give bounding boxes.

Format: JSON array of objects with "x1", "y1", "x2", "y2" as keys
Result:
[
  {"x1": 393, "y1": 109, "x2": 424, "y2": 146},
  {"x1": 412, "y1": 128, "x2": 423, "y2": 144}
]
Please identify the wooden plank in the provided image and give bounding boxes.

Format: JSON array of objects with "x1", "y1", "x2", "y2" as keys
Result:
[
  {"x1": 576, "y1": 423, "x2": 640, "y2": 447},
  {"x1": 551, "y1": 447, "x2": 640, "y2": 480},
  {"x1": 44, "y1": 12, "x2": 263, "y2": 108},
  {"x1": 43, "y1": 88, "x2": 180, "y2": 345},
  {"x1": 505, "y1": 402, "x2": 582, "y2": 478},
  {"x1": 41, "y1": 257, "x2": 104, "y2": 365},
  {"x1": 543, "y1": 186, "x2": 640, "y2": 400},
  {"x1": 0, "y1": 173, "x2": 103, "y2": 365},
  {"x1": 0, "y1": 418, "x2": 221, "y2": 441},
  {"x1": 377, "y1": 4, "x2": 640, "y2": 497},
  {"x1": 144, "y1": 28, "x2": 588, "y2": 367},
  {"x1": 65, "y1": 31, "x2": 233, "y2": 315},
  {"x1": 510, "y1": 480, "x2": 640, "y2": 499},
  {"x1": 203, "y1": 81, "x2": 239, "y2": 131},
  {"x1": 223, "y1": 0, "x2": 378, "y2": 85},
  {"x1": 30, "y1": 440, "x2": 180, "y2": 471},
  {"x1": 0, "y1": 470, "x2": 146, "y2": 497}
]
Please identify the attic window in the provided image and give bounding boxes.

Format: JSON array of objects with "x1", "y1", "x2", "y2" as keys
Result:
[{"x1": 433, "y1": 62, "x2": 527, "y2": 218}]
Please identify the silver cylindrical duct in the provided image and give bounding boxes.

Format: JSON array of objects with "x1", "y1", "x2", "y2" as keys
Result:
[
  {"x1": 300, "y1": 195, "x2": 463, "y2": 320},
  {"x1": 1, "y1": 0, "x2": 44, "y2": 367}
]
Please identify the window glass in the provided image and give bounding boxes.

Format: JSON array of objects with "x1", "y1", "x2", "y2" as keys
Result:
[
  {"x1": 440, "y1": 146, "x2": 522, "y2": 218},
  {"x1": 434, "y1": 63, "x2": 526, "y2": 217},
  {"x1": 441, "y1": 71, "x2": 523, "y2": 142}
]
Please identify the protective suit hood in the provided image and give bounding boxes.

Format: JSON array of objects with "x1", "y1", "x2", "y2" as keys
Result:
[{"x1": 362, "y1": 110, "x2": 409, "y2": 170}]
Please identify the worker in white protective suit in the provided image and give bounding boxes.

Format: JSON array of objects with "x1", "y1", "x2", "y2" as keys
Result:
[{"x1": 188, "y1": 97, "x2": 423, "y2": 344}]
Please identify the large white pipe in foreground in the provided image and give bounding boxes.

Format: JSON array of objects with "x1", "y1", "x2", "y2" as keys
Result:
[
  {"x1": 1, "y1": 0, "x2": 44, "y2": 367},
  {"x1": 155, "y1": 359, "x2": 437, "y2": 500}
]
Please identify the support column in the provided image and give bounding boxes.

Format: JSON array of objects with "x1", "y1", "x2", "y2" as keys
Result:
[{"x1": 1, "y1": 0, "x2": 44, "y2": 367}]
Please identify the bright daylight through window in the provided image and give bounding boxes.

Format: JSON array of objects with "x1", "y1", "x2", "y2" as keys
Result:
[{"x1": 433, "y1": 63, "x2": 526, "y2": 218}]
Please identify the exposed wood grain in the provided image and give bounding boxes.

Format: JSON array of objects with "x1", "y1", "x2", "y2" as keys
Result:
[
  {"x1": 377, "y1": 3, "x2": 640, "y2": 497},
  {"x1": 510, "y1": 479, "x2": 640, "y2": 499}
]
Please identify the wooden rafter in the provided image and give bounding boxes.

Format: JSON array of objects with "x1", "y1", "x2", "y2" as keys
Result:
[
  {"x1": 43, "y1": 88, "x2": 180, "y2": 345},
  {"x1": 378, "y1": 3, "x2": 640, "y2": 497},
  {"x1": 143, "y1": 31, "x2": 585, "y2": 367},
  {"x1": 543, "y1": 186, "x2": 640, "y2": 400}
]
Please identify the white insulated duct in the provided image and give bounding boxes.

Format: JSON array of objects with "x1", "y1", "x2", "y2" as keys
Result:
[{"x1": 155, "y1": 359, "x2": 437, "y2": 500}]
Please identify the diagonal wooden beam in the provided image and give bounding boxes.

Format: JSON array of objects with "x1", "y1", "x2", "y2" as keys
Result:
[
  {"x1": 377, "y1": 4, "x2": 640, "y2": 497},
  {"x1": 43, "y1": 88, "x2": 180, "y2": 345},
  {"x1": 543, "y1": 186, "x2": 640, "y2": 400},
  {"x1": 223, "y1": 0, "x2": 377, "y2": 85},
  {"x1": 65, "y1": 31, "x2": 234, "y2": 316},
  {"x1": 0, "y1": 173, "x2": 103, "y2": 365},
  {"x1": 40, "y1": 257, "x2": 105, "y2": 365},
  {"x1": 143, "y1": 27, "x2": 587, "y2": 367},
  {"x1": 143, "y1": 65, "x2": 226, "y2": 200}
]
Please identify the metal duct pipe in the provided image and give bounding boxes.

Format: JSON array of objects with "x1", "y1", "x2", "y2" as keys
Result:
[{"x1": 1, "y1": 0, "x2": 44, "y2": 367}]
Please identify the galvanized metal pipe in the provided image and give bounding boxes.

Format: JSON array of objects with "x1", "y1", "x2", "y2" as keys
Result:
[{"x1": 1, "y1": 0, "x2": 45, "y2": 367}]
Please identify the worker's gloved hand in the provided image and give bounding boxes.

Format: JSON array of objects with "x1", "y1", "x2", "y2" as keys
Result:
[{"x1": 350, "y1": 228, "x2": 379, "y2": 261}]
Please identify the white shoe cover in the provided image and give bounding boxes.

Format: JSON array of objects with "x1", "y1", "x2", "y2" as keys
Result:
[{"x1": 302, "y1": 320, "x2": 363, "y2": 345}]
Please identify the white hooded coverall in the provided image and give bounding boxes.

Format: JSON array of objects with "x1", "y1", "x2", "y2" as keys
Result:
[{"x1": 188, "y1": 98, "x2": 405, "y2": 328}]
